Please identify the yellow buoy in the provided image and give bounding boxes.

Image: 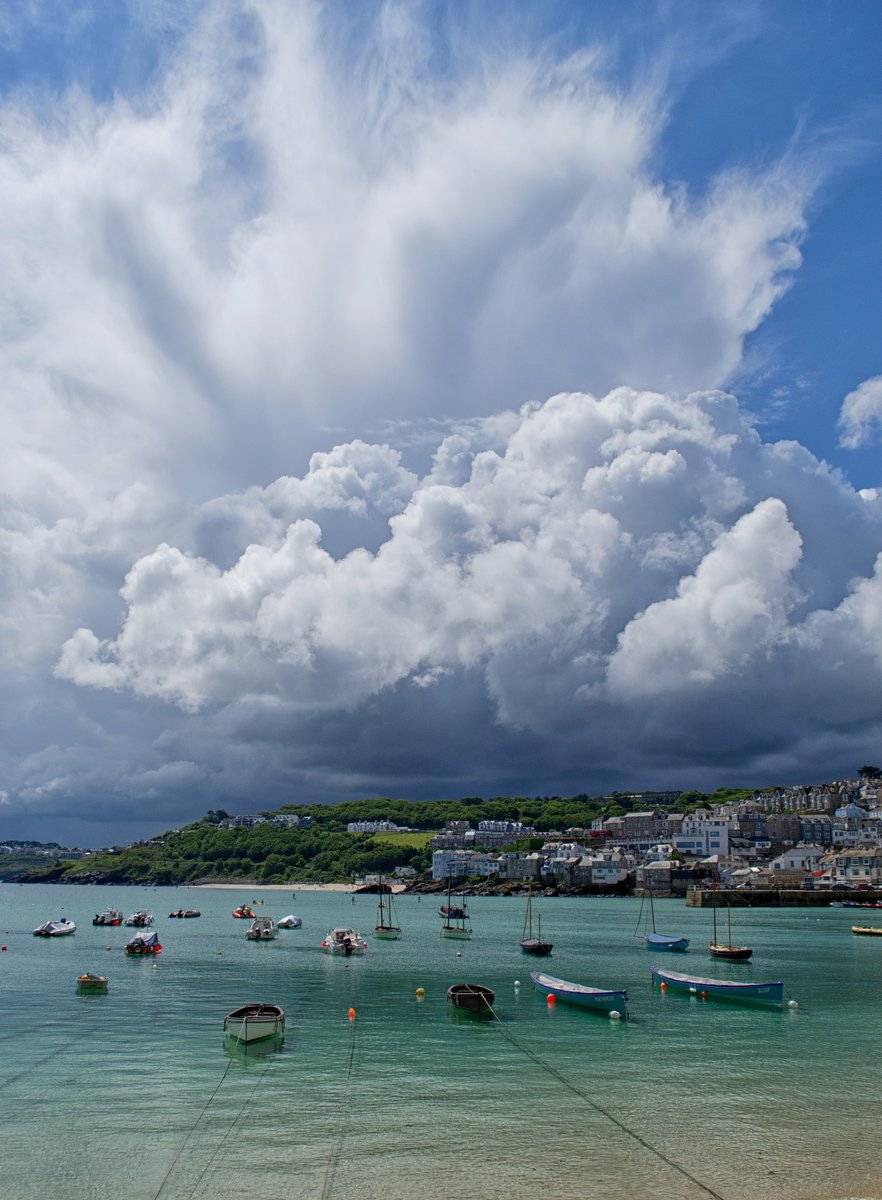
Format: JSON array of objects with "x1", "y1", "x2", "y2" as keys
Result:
[{"x1": 415, "y1": 987, "x2": 426, "y2": 999}]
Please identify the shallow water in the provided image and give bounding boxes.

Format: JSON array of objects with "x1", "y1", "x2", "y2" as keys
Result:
[{"x1": 1, "y1": 884, "x2": 879, "y2": 1200}]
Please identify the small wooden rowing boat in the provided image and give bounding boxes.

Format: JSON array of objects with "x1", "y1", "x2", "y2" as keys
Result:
[
  {"x1": 652, "y1": 967, "x2": 784, "y2": 1006},
  {"x1": 224, "y1": 1003, "x2": 285, "y2": 1044},
  {"x1": 531, "y1": 971, "x2": 627, "y2": 1015},
  {"x1": 447, "y1": 983, "x2": 495, "y2": 1014},
  {"x1": 77, "y1": 973, "x2": 108, "y2": 992},
  {"x1": 852, "y1": 925, "x2": 882, "y2": 937}
]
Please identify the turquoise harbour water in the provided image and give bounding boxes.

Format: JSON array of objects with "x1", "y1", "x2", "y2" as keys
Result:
[{"x1": 1, "y1": 884, "x2": 880, "y2": 1200}]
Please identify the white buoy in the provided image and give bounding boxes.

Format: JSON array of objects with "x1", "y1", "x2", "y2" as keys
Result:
[
  {"x1": 609, "y1": 1010, "x2": 622, "y2": 1021},
  {"x1": 688, "y1": 986, "x2": 697, "y2": 994},
  {"x1": 456, "y1": 951, "x2": 462, "y2": 957},
  {"x1": 788, "y1": 999, "x2": 799, "y2": 1009},
  {"x1": 514, "y1": 980, "x2": 521, "y2": 988}
]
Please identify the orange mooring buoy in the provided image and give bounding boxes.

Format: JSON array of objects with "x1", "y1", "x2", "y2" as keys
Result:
[{"x1": 348, "y1": 1007, "x2": 357, "y2": 1021}]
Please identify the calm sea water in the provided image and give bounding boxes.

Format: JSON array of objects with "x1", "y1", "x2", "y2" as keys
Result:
[{"x1": 1, "y1": 883, "x2": 880, "y2": 1200}]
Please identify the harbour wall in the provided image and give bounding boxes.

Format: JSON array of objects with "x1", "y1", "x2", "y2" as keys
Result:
[{"x1": 686, "y1": 887, "x2": 882, "y2": 907}]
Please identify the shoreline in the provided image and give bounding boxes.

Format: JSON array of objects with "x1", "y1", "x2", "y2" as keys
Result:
[{"x1": 193, "y1": 881, "x2": 408, "y2": 894}]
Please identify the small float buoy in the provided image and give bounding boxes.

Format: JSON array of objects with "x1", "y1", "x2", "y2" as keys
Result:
[
  {"x1": 659, "y1": 981, "x2": 667, "y2": 991},
  {"x1": 700, "y1": 991, "x2": 708, "y2": 1000},
  {"x1": 689, "y1": 986, "x2": 697, "y2": 994},
  {"x1": 105, "y1": 945, "x2": 112, "y2": 951},
  {"x1": 788, "y1": 999, "x2": 799, "y2": 1009},
  {"x1": 609, "y1": 1010, "x2": 622, "y2": 1021},
  {"x1": 1, "y1": 945, "x2": 6, "y2": 951},
  {"x1": 456, "y1": 951, "x2": 462, "y2": 957},
  {"x1": 546, "y1": 993, "x2": 556, "y2": 1006},
  {"x1": 415, "y1": 987, "x2": 425, "y2": 999},
  {"x1": 514, "y1": 980, "x2": 521, "y2": 988},
  {"x1": 348, "y1": 1007, "x2": 357, "y2": 1021}
]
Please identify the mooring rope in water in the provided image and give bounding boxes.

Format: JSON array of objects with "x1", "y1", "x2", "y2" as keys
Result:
[
  {"x1": 150, "y1": 1055, "x2": 236, "y2": 1200},
  {"x1": 319, "y1": 1014, "x2": 359, "y2": 1200},
  {"x1": 482, "y1": 997, "x2": 729, "y2": 1200},
  {"x1": 185, "y1": 1057, "x2": 275, "y2": 1200}
]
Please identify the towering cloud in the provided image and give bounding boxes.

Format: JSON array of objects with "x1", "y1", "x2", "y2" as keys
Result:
[{"x1": 0, "y1": 3, "x2": 873, "y2": 838}]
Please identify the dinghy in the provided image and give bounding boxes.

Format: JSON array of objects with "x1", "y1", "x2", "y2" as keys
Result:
[
  {"x1": 531, "y1": 971, "x2": 627, "y2": 1015},
  {"x1": 652, "y1": 967, "x2": 784, "y2": 1006},
  {"x1": 640, "y1": 891, "x2": 688, "y2": 952},
  {"x1": 276, "y1": 914, "x2": 302, "y2": 928},
  {"x1": 124, "y1": 910, "x2": 154, "y2": 927},
  {"x1": 232, "y1": 904, "x2": 256, "y2": 919},
  {"x1": 224, "y1": 1003, "x2": 285, "y2": 1044},
  {"x1": 520, "y1": 886, "x2": 552, "y2": 956},
  {"x1": 447, "y1": 983, "x2": 495, "y2": 1014},
  {"x1": 852, "y1": 925, "x2": 882, "y2": 937},
  {"x1": 33, "y1": 918, "x2": 76, "y2": 937},
  {"x1": 246, "y1": 917, "x2": 277, "y2": 941},
  {"x1": 77, "y1": 973, "x2": 108, "y2": 992},
  {"x1": 168, "y1": 909, "x2": 201, "y2": 918}
]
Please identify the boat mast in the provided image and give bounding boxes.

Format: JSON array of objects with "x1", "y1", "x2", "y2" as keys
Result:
[
  {"x1": 727, "y1": 904, "x2": 732, "y2": 947},
  {"x1": 649, "y1": 888, "x2": 657, "y2": 933},
  {"x1": 713, "y1": 901, "x2": 718, "y2": 944}
]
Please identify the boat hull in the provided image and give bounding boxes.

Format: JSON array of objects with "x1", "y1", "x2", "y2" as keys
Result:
[
  {"x1": 530, "y1": 971, "x2": 627, "y2": 1015},
  {"x1": 652, "y1": 967, "x2": 784, "y2": 1006},
  {"x1": 447, "y1": 984, "x2": 495, "y2": 1014},
  {"x1": 645, "y1": 932, "x2": 689, "y2": 952},
  {"x1": 77, "y1": 974, "x2": 108, "y2": 992},
  {"x1": 441, "y1": 927, "x2": 472, "y2": 939},
  {"x1": 374, "y1": 927, "x2": 401, "y2": 939},
  {"x1": 709, "y1": 944, "x2": 752, "y2": 960},
  {"x1": 224, "y1": 1007, "x2": 285, "y2": 1043},
  {"x1": 520, "y1": 939, "x2": 553, "y2": 956},
  {"x1": 852, "y1": 925, "x2": 882, "y2": 936}
]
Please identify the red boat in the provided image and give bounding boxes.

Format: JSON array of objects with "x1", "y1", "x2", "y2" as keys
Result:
[
  {"x1": 232, "y1": 905, "x2": 256, "y2": 919},
  {"x1": 125, "y1": 932, "x2": 162, "y2": 956}
]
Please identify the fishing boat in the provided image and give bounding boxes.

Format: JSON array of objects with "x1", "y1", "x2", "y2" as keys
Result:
[
  {"x1": 651, "y1": 967, "x2": 784, "y2": 1006},
  {"x1": 447, "y1": 983, "x2": 495, "y2": 1014},
  {"x1": 374, "y1": 876, "x2": 401, "y2": 939},
  {"x1": 33, "y1": 918, "x2": 76, "y2": 937},
  {"x1": 852, "y1": 925, "x2": 882, "y2": 937},
  {"x1": 520, "y1": 885, "x2": 552, "y2": 956},
  {"x1": 125, "y1": 931, "x2": 162, "y2": 956},
  {"x1": 441, "y1": 878, "x2": 472, "y2": 940},
  {"x1": 276, "y1": 914, "x2": 302, "y2": 929},
  {"x1": 232, "y1": 904, "x2": 256, "y2": 919},
  {"x1": 77, "y1": 973, "x2": 108, "y2": 992},
  {"x1": 246, "y1": 917, "x2": 277, "y2": 941},
  {"x1": 92, "y1": 908, "x2": 124, "y2": 927},
  {"x1": 320, "y1": 927, "x2": 367, "y2": 955},
  {"x1": 224, "y1": 1003, "x2": 285, "y2": 1044},
  {"x1": 168, "y1": 909, "x2": 201, "y2": 918},
  {"x1": 531, "y1": 971, "x2": 628, "y2": 1016},
  {"x1": 709, "y1": 902, "x2": 752, "y2": 960},
  {"x1": 640, "y1": 890, "x2": 689, "y2": 952},
  {"x1": 124, "y1": 910, "x2": 154, "y2": 927}
]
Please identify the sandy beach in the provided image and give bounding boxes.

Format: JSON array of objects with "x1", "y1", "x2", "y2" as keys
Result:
[{"x1": 194, "y1": 881, "x2": 407, "y2": 893}]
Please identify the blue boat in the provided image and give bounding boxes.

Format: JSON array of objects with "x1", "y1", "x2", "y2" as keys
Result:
[
  {"x1": 530, "y1": 971, "x2": 627, "y2": 1016},
  {"x1": 652, "y1": 967, "x2": 784, "y2": 1007},
  {"x1": 645, "y1": 931, "x2": 690, "y2": 952},
  {"x1": 642, "y1": 892, "x2": 689, "y2": 951}
]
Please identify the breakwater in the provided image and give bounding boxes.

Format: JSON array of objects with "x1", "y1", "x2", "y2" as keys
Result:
[{"x1": 686, "y1": 886, "x2": 882, "y2": 907}]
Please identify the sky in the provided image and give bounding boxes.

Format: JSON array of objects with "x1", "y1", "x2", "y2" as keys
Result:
[{"x1": 1, "y1": 0, "x2": 882, "y2": 845}]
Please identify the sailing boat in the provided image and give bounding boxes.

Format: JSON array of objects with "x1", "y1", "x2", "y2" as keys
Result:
[
  {"x1": 374, "y1": 876, "x2": 401, "y2": 939},
  {"x1": 709, "y1": 901, "x2": 752, "y2": 960},
  {"x1": 643, "y1": 889, "x2": 689, "y2": 952},
  {"x1": 519, "y1": 885, "x2": 552, "y2": 956},
  {"x1": 441, "y1": 877, "x2": 472, "y2": 940}
]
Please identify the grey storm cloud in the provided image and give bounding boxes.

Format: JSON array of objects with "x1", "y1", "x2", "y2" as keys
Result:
[{"x1": 0, "y1": 1, "x2": 873, "y2": 840}]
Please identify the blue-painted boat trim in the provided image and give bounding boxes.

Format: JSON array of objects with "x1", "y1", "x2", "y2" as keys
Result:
[
  {"x1": 652, "y1": 967, "x2": 784, "y2": 1006},
  {"x1": 530, "y1": 971, "x2": 627, "y2": 1015},
  {"x1": 645, "y1": 932, "x2": 690, "y2": 951}
]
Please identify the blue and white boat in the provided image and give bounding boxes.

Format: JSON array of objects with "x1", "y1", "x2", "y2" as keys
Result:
[
  {"x1": 531, "y1": 971, "x2": 627, "y2": 1016},
  {"x1": 652, "y1": 967, "x2": 784, "y2": 1007},
  {"x1": 642, "y1": 891, "x2": 689, "y2": 952}
]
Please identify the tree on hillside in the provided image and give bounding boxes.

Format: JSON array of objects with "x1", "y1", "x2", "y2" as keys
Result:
[{"x1": 858, "y1": 765, "x2": 882, "y2": 780}]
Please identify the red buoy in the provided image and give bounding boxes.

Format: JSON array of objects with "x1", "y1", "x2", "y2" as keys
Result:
[
  {"x1": 546, "y1": 993, "x2": 556, "y2": 1006},
  {"x1": 348, "y1": 1007, "x2": 357, "y2": 1021}
]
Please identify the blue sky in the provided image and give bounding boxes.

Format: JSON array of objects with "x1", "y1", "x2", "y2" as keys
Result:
[{"x1": 1, "y1": 1, "x2": 881, "y2": 843}]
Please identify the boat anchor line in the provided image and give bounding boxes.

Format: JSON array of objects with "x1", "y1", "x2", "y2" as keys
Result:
[
  {"x1": 479, "y1": 996, "x2": 730, "y2": 1200},
  {"x1": 184, "y1": 1059, "x2": 275, "y2": 1200},
  {"x1": 150, "y1": 1056, "x2": 237, "y2": 1200},
  {"x1": 319, "y1": 1015, "x2": 360, "y2": 1200}
]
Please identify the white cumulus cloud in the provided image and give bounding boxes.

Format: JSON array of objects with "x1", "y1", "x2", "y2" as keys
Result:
[{"x1": 839, "y1": 375, "x2": 882, "y2": 448}]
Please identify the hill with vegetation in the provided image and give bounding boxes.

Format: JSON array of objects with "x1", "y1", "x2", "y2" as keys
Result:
[{"x1": 13, "y1": 788, "x2": 752, "y2": 886}]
